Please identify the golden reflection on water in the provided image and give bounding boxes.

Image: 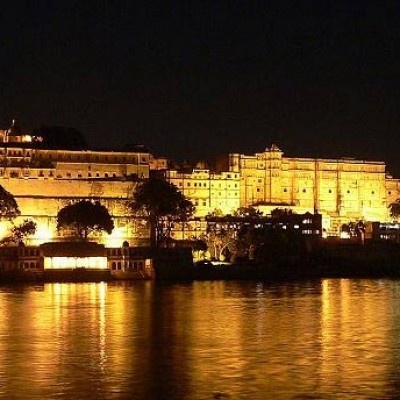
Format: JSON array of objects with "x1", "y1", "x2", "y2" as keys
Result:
[
  {"x1": 320, "y1": 279, "x2": 392, "y2": 396},
  {"x1": 0, "y1": 280, "x2": 399, "y2": 400}
]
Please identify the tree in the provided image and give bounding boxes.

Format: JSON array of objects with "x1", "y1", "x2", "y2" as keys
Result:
[
  {"x1": 233, "y1": 206, "x2": 263, "y2": 218},
  {"x1": 0, "y1": 185, "x2": 20, "y2": 221},
  {"x1": 1, "y1": 219, "x2": 37, "y2": 246},
  {"x1": 0, "y1": 187, "x2": 36, "y2": 245},
  {"x1": 271, "y1": 208, "x2": 294, "y2": 218},
  {"x1": 130, "y1": 178, "x2": 194, "y2": 247},
  {"x1": 389, "y1": 199, "x2": 400, "y2": 221},
  {"x1": 33, "y1": 126, "x2": 88, "y2": 150},
  {"x1": 57, "y1": 200, "x2": 114, "y2": 240}
]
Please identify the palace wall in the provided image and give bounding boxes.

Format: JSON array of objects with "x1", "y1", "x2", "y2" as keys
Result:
[{"x1": 218, "y1": 145, "x2": 397, "y2": 234}]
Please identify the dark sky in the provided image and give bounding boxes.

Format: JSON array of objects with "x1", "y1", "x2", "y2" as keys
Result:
[{"x1": 1, "y1": 1, "x2": 400, "y2": 173}]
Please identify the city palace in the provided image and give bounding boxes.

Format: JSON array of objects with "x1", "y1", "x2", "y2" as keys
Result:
[{"x1": 1, "y1": 121, "x2": 400, "y2": 245}]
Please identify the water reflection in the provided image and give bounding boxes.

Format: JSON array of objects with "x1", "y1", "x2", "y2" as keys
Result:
[{"x1": 0, "y1": 280, "x2": 400, "y2": 399}]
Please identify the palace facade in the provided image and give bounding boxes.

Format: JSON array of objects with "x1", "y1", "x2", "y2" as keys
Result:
[
  {"x1": 0, "y1": 122, "x2": 150, "y2": 246},
  {"x1": 217, "y1": 144, "x2": 399, "y2": 234},
  {"x1": 161, "y1": 168, "x2": 241, "y2": 217},
  {"x1": 1, "y1": 120, "x2": 400, "y2": 243}
]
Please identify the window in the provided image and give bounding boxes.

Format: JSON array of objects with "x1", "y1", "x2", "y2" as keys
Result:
[
  {"x1": 302, "y1": 189, "x2": 306, "y2": 193},
  {"x1": 283, "y1": 188, "x2": 287, "y2": 192}
]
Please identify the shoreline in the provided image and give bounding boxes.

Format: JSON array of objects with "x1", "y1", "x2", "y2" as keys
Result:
[{"x1": 2, "y1": 240, "x2": 400, "y2": 283}]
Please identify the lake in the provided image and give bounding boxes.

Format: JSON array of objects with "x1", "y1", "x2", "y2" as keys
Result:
[{"x1": 1, "y1": 279, "x2": 400, "y2": 400}]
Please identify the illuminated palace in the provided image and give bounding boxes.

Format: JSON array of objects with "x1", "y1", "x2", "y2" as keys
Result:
[
  {"x1": 2, "y1": 120, "x2": 400, "y2": 243},
  {"x1": 0, "y1": 122, "x2": 150, "y2": 246},
  {"x1": 217, "y1": 144, "x2": 400, "y2": 234}
]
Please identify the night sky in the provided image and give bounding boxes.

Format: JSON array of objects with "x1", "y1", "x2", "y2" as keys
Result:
[{"x1": 1, "y1": 1, "x2": 400, "y2": 173}]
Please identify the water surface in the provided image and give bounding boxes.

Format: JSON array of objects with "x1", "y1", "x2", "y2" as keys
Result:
[{"x1": 1, "y1": 279, "x2": 400, "y2": 399}]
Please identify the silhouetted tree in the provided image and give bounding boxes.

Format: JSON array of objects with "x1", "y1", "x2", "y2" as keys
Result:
[
  {"x1": 389, "y1": 199, "x2": 400, "y2": 221},
  {"x1": 3, "y1": 219, "x2": 37, "y2": 245},
  {"x1": 33, "y1": 126, "x2": 88, "y2": 150},
  {"x1": 271, "y1": 208, "x2": 294, "y2": 218},
  {"x1": 0, "y1": 185, "x2": 20, "y2": 222},
  {"x1": 130, "y1": 178, "x2": 194, "y2": 247},
  {"x1": 57, "y1": 200, "x2": 114, "y2": 240},
  {"x1": 233, "y1": 206, "x2": 263, "y2": 218}
]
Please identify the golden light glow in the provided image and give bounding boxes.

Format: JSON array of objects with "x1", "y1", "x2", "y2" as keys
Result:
[
  {"x1": 44, "y1": 256, "x2": 108, "y2": 269},
  {"x1": 32, "y1": 222, "x2": 54, "y2": 244},
  {"x1": 103, "y1": 227, "x2": 127, "y2": 248},
  {"x1": 340, "y1": 231, "x2": 350, "y2": 239},
  {"x1": 22, "y1": 135, "x2": 33, "y2": 142},
  {"x1": 0, "y1": 222, "x2": 9, "y2": 240}
]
